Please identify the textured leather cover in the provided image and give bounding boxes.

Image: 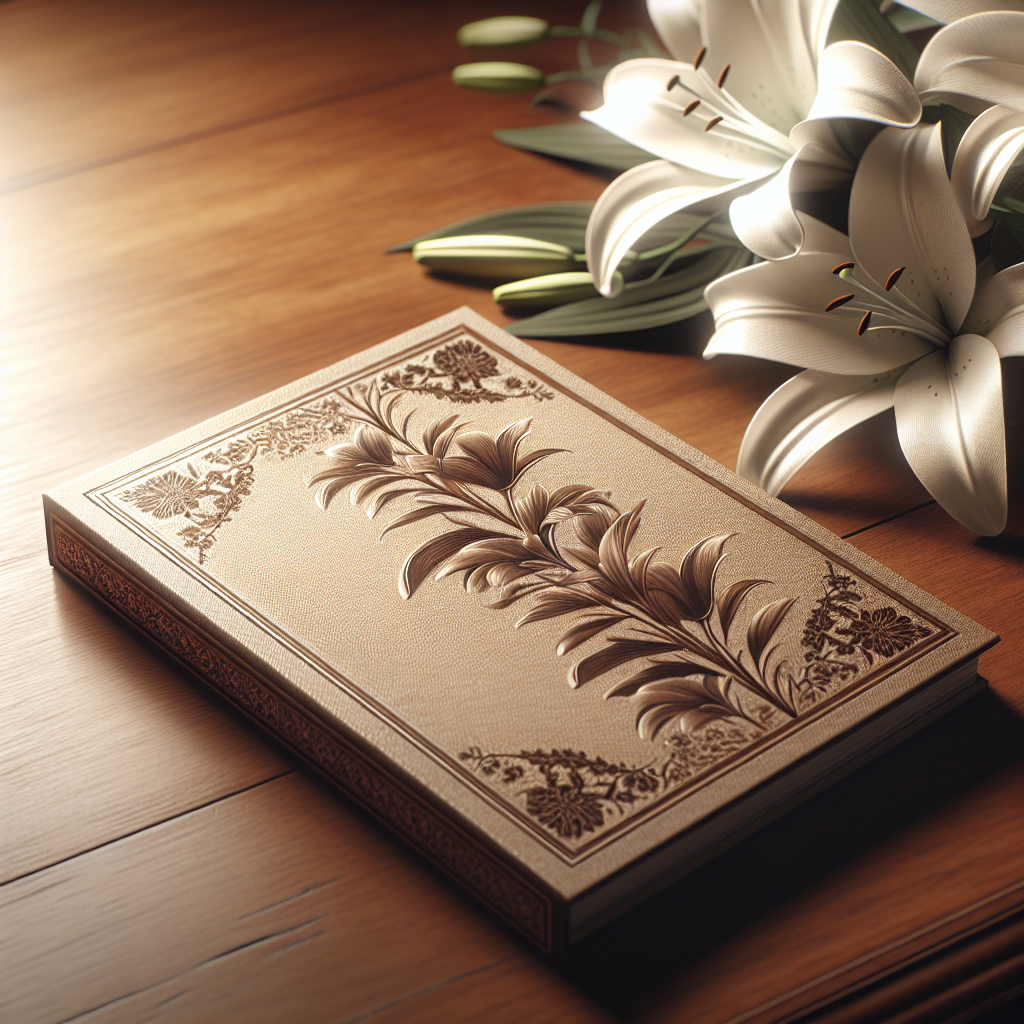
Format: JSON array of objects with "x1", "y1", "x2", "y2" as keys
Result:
[{"x1": 43, "y1": 308, "x2": 997, "y2": 953}]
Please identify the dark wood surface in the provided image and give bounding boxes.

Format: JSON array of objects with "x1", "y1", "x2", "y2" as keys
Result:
[{"x1": 1, "y1": 2, "x2": 1021, "y2": 1021}]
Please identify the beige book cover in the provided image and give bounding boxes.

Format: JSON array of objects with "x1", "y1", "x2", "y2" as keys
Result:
[{"x1": 44, "y1": 308, "x2": 996, "y2": 955}]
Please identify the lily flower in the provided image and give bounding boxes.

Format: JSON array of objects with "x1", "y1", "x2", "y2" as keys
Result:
[
  {"x1": 581, "y1": 0, "x2": 923, "y2": 293},
  {"x1": 911, "y1": 8, "x2": 1024, "y2": 116},
  {"x1": 582, "y1": 4, "x2": 1024, "y2": 291},
  {"x1": 704, "y1": 121, "x2": 1023, "y2": 536},
  {"x1": 950, "y1": 102, "x2": 1024, "y2": 237},
  {"x1": 731, "y1": 9, "x2": 1024, "y2": 256}
]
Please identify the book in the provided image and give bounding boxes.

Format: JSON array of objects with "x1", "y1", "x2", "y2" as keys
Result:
[{"x1": 44, "y1": 308, "x2": 996, "y2": 956}]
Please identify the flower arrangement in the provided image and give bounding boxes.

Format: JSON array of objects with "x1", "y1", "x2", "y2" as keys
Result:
[{"x1": 394, "y1": 1, "x2": 1022, "y2": 536}]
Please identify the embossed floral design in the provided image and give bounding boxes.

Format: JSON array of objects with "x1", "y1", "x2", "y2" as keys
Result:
[
  {"x1": 120, "y1": 396, "x2": 353, "y2": 563},
  {"x1": 432, "y1": 339, "x2": 500, "y2": 385},
  {"x1": 312, "y1": 386, "x2": 934, "y2": 764},
  {"x1": 121, "y1": 470, "x2": 206, "y2": 519},
  {"x1": 526, "y1": 785, "x2": 606, "y2": 839},
  {"x1": 378, "y1": 339, "x2": 554, "y2": 404},
  {"x1": 797, "y1": 562, "x2": 932, "y2": 696},
  {"x1": 460, "y1": 746, "x2": 663, "y2": 841},
  {"x1": 839, "y1": 607, "x2": 931, "y2": 660},
  {"x1": 460, "y1": 722, "x2": 757, "y2": 842}
]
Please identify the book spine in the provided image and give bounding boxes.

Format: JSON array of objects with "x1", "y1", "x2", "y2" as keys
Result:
[{"x1": 45, "y1": 511, "x2": 555, "y2": 954}]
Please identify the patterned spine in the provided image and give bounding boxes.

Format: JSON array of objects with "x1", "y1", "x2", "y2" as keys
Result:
[{"x1": 46, "y1": 514, "x2": 553, "y2": 952}]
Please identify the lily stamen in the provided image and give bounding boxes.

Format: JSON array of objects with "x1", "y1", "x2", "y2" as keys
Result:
[
  {"x1": 682, "y1": 99, "x2": 700, "y2": 116},
  {"x1": 704, "y1": 116, "x2": 723, "y2": 131},
  {"x1": 693, "y1": 46, "x2": 707, "y2": 70},
  {"x1": 884, "y1": 266, "x2": 906, "y2": 291},
  {"x1": 857, "y1": 312, "x2": 872, "y2": 336},
  {"x1": 716, "y1": 64, "x2": 731, "y2": 89},
  {"x1": 825, "y1": 293, "x2": 855, "y2": 311},
  {"x1": 837, "y1": 266, "x2": 946, "y2": 341},
  {"x1": 831, "y1": 262, "x2": 854, "y2": 275},
  {"x1": 666, "y1": 74, "x2": 680, "y2": 91}
]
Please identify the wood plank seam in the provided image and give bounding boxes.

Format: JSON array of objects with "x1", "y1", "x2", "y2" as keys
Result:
[
  {"x1": 841, "y1": 500, "x2": 936, "y2": 541},
  {"x1": 0, "y1": 66, "x2": 453, "y2": 194},
  {"x1": 1, "y1": 768, "x2": 296, "y2": 887}
]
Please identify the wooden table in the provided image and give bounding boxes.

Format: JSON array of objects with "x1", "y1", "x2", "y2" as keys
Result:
[{"x1": 2, "y1": 2, "x2": 1021, "y2": 1021}]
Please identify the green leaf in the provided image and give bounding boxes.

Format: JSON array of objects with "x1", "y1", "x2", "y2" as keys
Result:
[
  {"x1": 885, "y1": 5, "x2": 941, "y2": 34},
  {"x1": 493, "y1": 123, "x2": 655, "y2": 172},
  {"x1": 991, "y1": 218, "x2": 1024, "y2": 272},
  {"x1": 507, "y1": 245, "x2": 750, "y2": 337},
  {"x1": 580, "y1": 0, "x2": 602, "y2": 39},
  {"x1": 939, "y1": 104, "x2": 976, "y2": 178},
  {"x1": 388, "y1": 201, "x2": 594, "y2": 252},
  {"x1": 827, "y1": 0, "x2": 919, "y2": 80}
]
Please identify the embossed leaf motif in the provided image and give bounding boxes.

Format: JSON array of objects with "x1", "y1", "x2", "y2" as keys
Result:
[
  {"x1": 442, "y1": 420, "x2": 566, "y2": 490},
  {"x1": 717, "y1": 579, "x2": 772, "y2": 641},
  {"x1": 311, "y1": 385, "x2": 934, "y2": 752},
  {"x1": 312, "y1": 426, "x2": 396, "y2": 510},
  {"x1": 746, "y1": 598, "x2": 799, "y2": 670},
  {"x1": 635, "y1": 677, "x2": 739, "y2": 741}
]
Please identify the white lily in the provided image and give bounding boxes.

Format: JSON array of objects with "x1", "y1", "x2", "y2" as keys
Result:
[
  {"x1": 583, "y1": 4, "x2": 1024, "y2": 291},
  {"x1": 704, "y1": 121, "x2": 1023, "y2": 536},
  {"x1": 912, "y1": 9, "x2": 1024, "y2": 114},
  {"x1": 581, "y1": 0, "x2": 923, "y2": 293},
  {"x1": 900, "y1": 1, "x2": 1024, "y2": 21},
  {"x1": 951, "y1": 103, "x2": 1024, "y2": 236}
]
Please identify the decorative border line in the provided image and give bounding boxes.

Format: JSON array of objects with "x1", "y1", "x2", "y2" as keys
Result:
[
  {"x1": 80, "y1": 324, "x2": 962, "y2": 864},
  {"x1": 47, "y1": 515, "x2": 553, "y2": 953}
]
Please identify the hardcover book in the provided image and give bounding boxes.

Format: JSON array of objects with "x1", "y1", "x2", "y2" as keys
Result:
[{"x1": 44, "y1": 308, "x2": 996, "y2": 956}]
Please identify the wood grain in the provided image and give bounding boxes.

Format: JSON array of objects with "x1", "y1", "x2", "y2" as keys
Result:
[
  {"x1": 0, "y1": 0, "x2": 606, "y2": 188},
  {"x1": 0, "y1": 772, "x2": 519, "y2": 1023},
  {"x1": 1, "y1": 2, "x2": 1021, "y2": 1022}
]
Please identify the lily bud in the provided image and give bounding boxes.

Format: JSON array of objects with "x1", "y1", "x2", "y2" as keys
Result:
[
  {"x1": 457, "y1": 16, "x2": 550, "y2": 47},
  {"x1": 412, "y1": 235, "x2": 579, "y2": 281},
  {"x1": 494, "y1": 271, "x2": 622, "y2": 310},
  {"x1": 451, "y1": 62, "x2": 545, "y2": 92}
]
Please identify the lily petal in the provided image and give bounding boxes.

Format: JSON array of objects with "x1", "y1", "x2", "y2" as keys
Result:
[
  {"x1": 898, "y1": 1, "x2": 1024, "y2": 24},
  {"x1": 962, "y1": 263, "x2": 1024, "y2": 357},
  {"x1": 951, "y1": 104, "x2": 1024, "y2": 235},
  {"x1": 702, "y1": 0, "x2": 839, "y2": 133},
  {"x1": 582, "y1": 59, "x2": 790, "y2": 178},
  {"x1": 737, "y1": 368, "x2": 900, "y2": 496},
  {"x1": 850, "y1": 123, "x2": 976, "y2": 333},
  {"x1": 794, "y1": 41, "x2": 921, "y2": 136},
  {"x1": 729, "y1": 142, "x2": 852, "y2": 259},
  {"x1": 915, "y1": 12, "x2": 1024, "y2": 114},
  {"x1": 584, "y1": 159, "x2": 762, "y2": 296},
  {"x1": 729, "y1": 155, "x2": 803, "y2": 260},
  {"x1": 895, "y1": 336, "x2": 1007, "y2": 534},
  {"x1": 647, "y1": 0, "x2": 703, "y2": 63},
  {"x1": 705, "y1": 214, "x2": 936, "y2": 372}
]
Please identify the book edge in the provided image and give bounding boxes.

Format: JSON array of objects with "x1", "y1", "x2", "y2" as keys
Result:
[{"x1": 43, "y1": 507, "x2": 562, "y2": 955}]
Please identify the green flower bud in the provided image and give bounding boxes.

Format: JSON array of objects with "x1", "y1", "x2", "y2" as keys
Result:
[
  {"x1": 456, "y1": 16, "x2": 550, "y2": 48},
  {"x1": 451, "y1": 62, "x2": 545, "y2": 93},
  {"x1": 493, "y1": 271, "x2": 613, "y2": 310},
  {"x1": 412, "y1": 235, "x2": 580, "y2": 282}
]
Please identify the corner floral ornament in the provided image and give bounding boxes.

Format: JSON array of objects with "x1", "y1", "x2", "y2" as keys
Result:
[{"x1": 705, "y1": 120, "x2": 1023, "y2": 536}]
